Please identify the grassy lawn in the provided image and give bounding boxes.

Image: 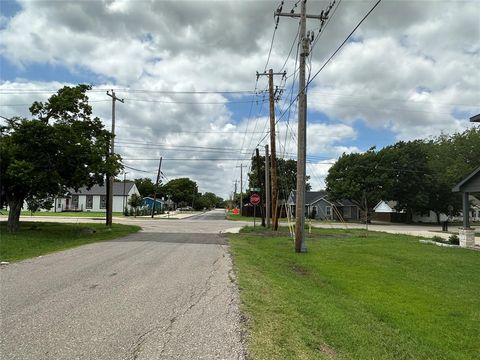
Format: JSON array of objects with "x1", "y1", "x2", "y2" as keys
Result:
[
  {"x1": 0, "y1": 221, "x2": 140, "y2": 262},
  {"x1": 226, "y1": 213, "x2": 255, "y2": 222},
  {"x1": 11, "y1": 211, "x2": 124, "y2": 217},
  {"x1": 229, "y1": 227, "x2": 480, "y2": 360},
  {"x1": 227, "y1": 213, "x2": 290, "y2": 223}
]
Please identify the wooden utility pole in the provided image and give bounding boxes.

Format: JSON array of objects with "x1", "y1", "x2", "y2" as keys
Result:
[
  {"x1": 236, "y1": 164, "x2": 246, "y2": 215},
  {"x1": 277, "y1": 0, "x2": 327, "y2": 252},
  {"x1": 151, "y1": 157, "x2": 162, "y2": 218},
  {"x1": 106, "y1": 90, "x2": 124, "y2": 226},
  {"x1": 255, "y1": 148, "x2": 265, "y2": 227},
  {"x1": 265, "y1": 145, "x2": 270, "y2": 228},
  {"x1": 257, "y1": 69, "x2": 286, "y2": 231}
]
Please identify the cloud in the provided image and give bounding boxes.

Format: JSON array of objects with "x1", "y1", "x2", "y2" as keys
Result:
[{"x1": 1, "y1": 0, "x2": 478, "y2": 198}]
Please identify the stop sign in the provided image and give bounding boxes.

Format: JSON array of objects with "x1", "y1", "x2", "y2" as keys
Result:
[{"x1": 250, "y1": 193, "x2": 261, "y2": 205}]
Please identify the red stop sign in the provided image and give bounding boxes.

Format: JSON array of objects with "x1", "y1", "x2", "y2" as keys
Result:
[{"x1": 250, "y1": 193, "x2": 261, "y2": 205}]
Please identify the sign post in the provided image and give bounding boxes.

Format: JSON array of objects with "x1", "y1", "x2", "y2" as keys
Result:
[{"x1": 250, "y1": 193, "x2": 261, "y2": 228}]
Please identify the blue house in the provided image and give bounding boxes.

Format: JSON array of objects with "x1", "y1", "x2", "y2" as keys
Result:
[{"x1": 288, "y1": 190, "x2": 361, "y2": 221}]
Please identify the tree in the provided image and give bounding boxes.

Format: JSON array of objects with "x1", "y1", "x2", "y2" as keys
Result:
[
  {"x1": 248, "y1": 155, "x2": 311, "y2": 203},
  {"x1": 26, "y1": 195, "x2": 54, "y2": 216},
  {"x1": 425, "y1": 128, "x2": 480, "y2": 221},
  {"x1": 159, "y1": 178, "x2": 198, "y2": 205},
  {"x1": 134, "y1": 178, "x2": 157, "y2": 197},
  {"x1": 0, "y1": 85, "x2": 121, "y2": 232},
  {"x1": 326, "y1": 129, "x2": 480, "y2": 223},
  {"x1": 378, "y1": 141, "x2": 432, "y2": 221},
  {"x1": 326, "y1": 148, "x2": 386, "y2": 211},
  {"x1": 128, "y1": 194, "x2": 144, "y2": 217},
  {"x1": 199, "y1": 192, "x2": 223, "y2": 210}
]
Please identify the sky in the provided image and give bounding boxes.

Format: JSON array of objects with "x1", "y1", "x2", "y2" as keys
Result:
[{"x1": 1, "y1": 0, "x2": 479, "y2": 199}]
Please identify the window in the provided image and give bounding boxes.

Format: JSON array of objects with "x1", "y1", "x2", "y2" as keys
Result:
[
  {"x1": 100, "y1": 195, "x2": 106, "y2": 209},
  {"x1": 343, "y1": 206, "x2": 351, "y2": 218},
  {"x1": 326, "y1": 206, "x2": 332, "y2": 217},
  {"x1": 86, "y1": 195, "x2": 93, "y2": 209},
  {"x1": 72, "y1": 195, "x2": 79, "y2": 209}
]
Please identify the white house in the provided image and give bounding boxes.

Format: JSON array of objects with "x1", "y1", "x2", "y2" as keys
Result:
[
  {"x1": 372, "y1": 200, "x2": 406, "y2": 222},
  {"x1": 54, "y1": 182, "x2": 140, "y2": 213}
]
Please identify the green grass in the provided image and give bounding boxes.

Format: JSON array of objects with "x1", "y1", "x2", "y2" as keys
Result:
[
  {"x1": 226, "y1": 213, "x2": 256, "y2": 221},
  {"x1": 229, "y1": 227, "x2": 480, "y2": 360},
  {"x1": 226, "y1": 213, "x2": 290, "y2": 222},
  {"x1": 0, "y1": 221, "x2": 140, "y2": 262},
  {"x1": 13, "y1": 211, "x2": 124, "y2": 217}
]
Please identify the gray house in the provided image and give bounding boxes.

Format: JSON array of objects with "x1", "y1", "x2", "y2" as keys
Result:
[{"x1": 287, "y1": 191, "x2": 361, "y2": 221}]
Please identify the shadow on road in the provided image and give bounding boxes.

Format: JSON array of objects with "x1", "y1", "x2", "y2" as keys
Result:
[{"x1": 111, "y1": 232, "x2": 228, "y2": 245}]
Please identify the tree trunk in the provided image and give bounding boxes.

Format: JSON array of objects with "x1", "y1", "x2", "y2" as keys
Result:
[{"x1": 7, "y1": 198, "x2": 23, "y2": 233}]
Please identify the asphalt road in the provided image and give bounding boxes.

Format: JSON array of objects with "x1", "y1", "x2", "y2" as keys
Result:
[
  {"x1": 185, "y1": 210, "x2": 228, "y2": 221},
  {"x1": 0, "y1": 210, "x2": 247, "y2": 359}
]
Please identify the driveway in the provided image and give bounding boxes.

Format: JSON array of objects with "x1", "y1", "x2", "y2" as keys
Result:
[{"x1": 0, "y1": 210, "x2": 248, "y2": 359}]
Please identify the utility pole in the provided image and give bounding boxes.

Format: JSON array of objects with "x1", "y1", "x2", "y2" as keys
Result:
[
  {"x1": 106, "y1": 90, "x2": 124, "y2": 226},
  {"x1": 151, "y1": 157, "x2": 162, "y2": 218},
  {"x1": 277, "y1": 0, "x2": 328, "y2": 252},
  {"x1": 255, "y1": 148, "x2": 266, "y2": 227},
  {"x1": 257, "y1": 69, "x2": 286, "y2": 231},
  {"x1": 236, "y1": 164, "x2": 246, "y2": 215},
  {"x1": 265, "y1": 145, "x2": 271, "y2": 228}
]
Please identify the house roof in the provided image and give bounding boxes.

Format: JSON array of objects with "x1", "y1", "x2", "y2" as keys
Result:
[
  {"x1": 289, "y1": 191, "x2": 360, "y2": 208},
  {"x1": 335, "y1": 198, "x2": 360, "y2": 207},
  {"x1": 69, "y1": 182, "x2": 135, "y2": 196},
  {"x1": 290, "y1": 190, "x2": 327, "y2": 205},
  {"x1": 470, "y1": 113, "x2": 480, "y2": 122},
  {"x1": 452, "y1": 166, "x2": 480, "y2": 192},
  {"x1": 373, "y1": 200, "x2": 398, "y2": 212}
]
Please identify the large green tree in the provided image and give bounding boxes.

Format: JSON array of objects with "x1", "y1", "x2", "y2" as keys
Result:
[
  {"x1": 0, "y1": 85, "x2": 121, "y2": 232},
  {"x1": 425, "y1": 128, "x2": 480, "y2": 221},
  {"x1": 134, "y1": 177, "x2": 158, "y2": 197},
  {"x1": 326, "y1": 128, "x2": 480, "y2": 223},
  {"x1": 378, "y1": 141, "x2": 432, "y2": 220},
  {"x1": 326, "y1": 148, "x2": 386, "y2": 210},
  {"x1": 159, "y1": 178, "x2": 198, "y2": 206}
]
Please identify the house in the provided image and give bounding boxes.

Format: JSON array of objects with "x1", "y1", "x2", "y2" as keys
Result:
[
  {"x1": 54, "y1": 182, "x2": 140, "y2": 212},
  {"x1": 453, "y1": 166, "x2": 480, "y2": 229},
  {"x1": 373, "y1": 199, "x2": 467, "y2": 223},
  {"x1": 372, "y1": 200, "x2": 406, "y2": 222},
  {"x1": 287, "y1": 191, "x2": 361, "y2": 221}
]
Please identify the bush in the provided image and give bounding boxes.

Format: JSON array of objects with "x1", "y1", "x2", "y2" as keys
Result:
[
  {"x1": 448, "y1": 234, "x2": 460, "y2": 245},
  {"x1": 431, "y1": 235, "x2": 444, "y2": 243}
]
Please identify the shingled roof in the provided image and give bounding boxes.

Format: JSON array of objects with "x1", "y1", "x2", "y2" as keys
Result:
[{"x1": 69, "y1": 182, "x2": 135, "y2": 196}]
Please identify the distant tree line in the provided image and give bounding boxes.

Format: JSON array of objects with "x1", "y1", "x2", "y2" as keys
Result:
[
  {"x1": 133, "y1": 177, "x2": 224, "y2": 210},
  {"x1": 326, "y1": 128, "x2": 480, "y2": 223}
]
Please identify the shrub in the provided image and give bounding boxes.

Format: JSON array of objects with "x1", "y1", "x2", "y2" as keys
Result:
[
  {"x1": 431, "y1": 235, "x2": 444, "y2": 243},
  {"x1": 448, "y1": 234, "x2": 460, "y2": 245}
]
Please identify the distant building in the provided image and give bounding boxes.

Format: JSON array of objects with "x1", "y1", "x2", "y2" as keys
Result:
[
  {"x1": 55, "y1": 182, "x2": 140, "y2": 212},
  {"x1": 287, "y1": 191, "x2": 361, "y2": 221}
]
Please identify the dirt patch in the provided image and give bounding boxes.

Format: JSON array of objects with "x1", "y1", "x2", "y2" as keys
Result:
[
  {"x1": 317, "y1": 342, "x2": 337, "y2": 358},
  {"x1": 292, "y1": 265, "x2": 310, "y2": 276}
]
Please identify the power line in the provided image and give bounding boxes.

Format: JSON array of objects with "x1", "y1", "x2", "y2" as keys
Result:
[
  {"x1": 122, "y1": 158, "x2": 248, "y2": 161},
  {"x1": 0, "y1": 88, "x2": 267, "y2": 95},
  {"x1": 306, "y1": 0, "x2": 384, "y2": 88}
]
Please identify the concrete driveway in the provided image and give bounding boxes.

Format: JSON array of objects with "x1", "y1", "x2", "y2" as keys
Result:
[{"x1": 0, "y1": 210, "x2": 248, "y2": 359}]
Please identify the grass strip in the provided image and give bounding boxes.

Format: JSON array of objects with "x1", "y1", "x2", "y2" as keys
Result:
[
  {"x1": 0, "y1": 221, "x2": 140, "y2": 262},
  {"x1": 229, "y1": 227, "x2": 480, "y2": 360}
]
